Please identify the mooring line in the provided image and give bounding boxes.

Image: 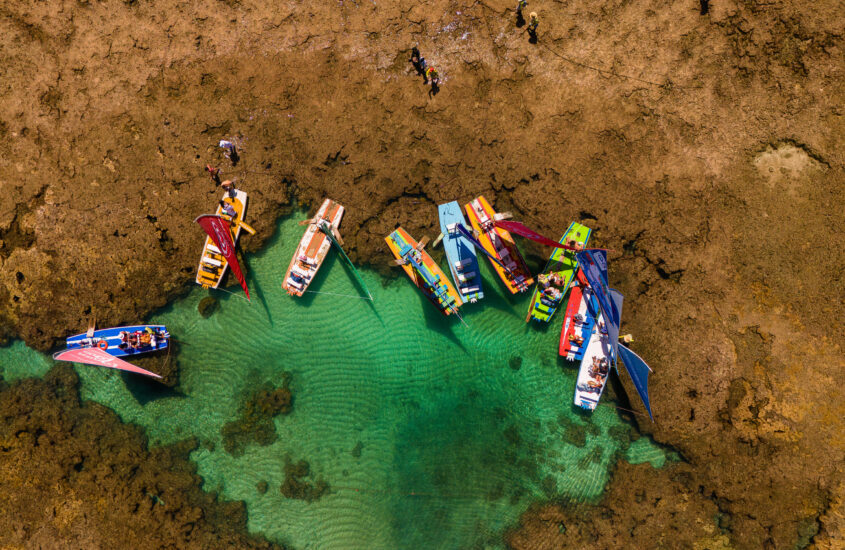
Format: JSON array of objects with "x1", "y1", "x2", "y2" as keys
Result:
[{"x1": 304, "y1": 290, "x2": 373, "y2": 301}]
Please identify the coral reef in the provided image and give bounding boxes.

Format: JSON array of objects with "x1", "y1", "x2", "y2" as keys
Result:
[
  {"x1": 0, "y1": 366, "x2": 282, "y2": 549},
  {"x1": 221, "y1": 376, "x2": 293, "y2": 457},
  {"x1": 0, "y1": 0, "x2": 842, "y2": 546}
]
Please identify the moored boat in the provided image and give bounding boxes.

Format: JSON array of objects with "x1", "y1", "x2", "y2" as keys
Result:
[
  {"x1": 66, "y1": 324, "x2": 170, "y2": 358},
  {"x1": 572, "y1": 306, "x2": 614, "y2": 412},
  {"x1": 437, "y1": 201, "x2": 484, "y2": 303},
  {"x1": 195, "y1": 190, "x2": 249, "y2": 290},
  {"x1": 464, "y1": 196, "x2": 533, "y2": 293},
  {"x1": 283, "y1": 198, "x2": 345, "y2": 296},
  {"x1": 526, "y1": 222, "x2": 591, "y2": 322},
  {"x1": 385, "y1": 227, "x2": 463, "y2": 316},
  {"x1": 558, "y1": 272, "x2": 596, "y2": 360}
]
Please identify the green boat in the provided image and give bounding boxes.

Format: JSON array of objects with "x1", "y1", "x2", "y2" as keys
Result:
[{"x1": 525, "y1": 222, "x2": 592, "y2": 323}]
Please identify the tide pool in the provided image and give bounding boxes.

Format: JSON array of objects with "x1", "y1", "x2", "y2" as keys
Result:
[{"x1": 0, "y1": 212, "x2": 671, "y2": 549}]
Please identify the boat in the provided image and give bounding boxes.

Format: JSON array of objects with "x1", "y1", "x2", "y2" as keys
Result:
[
  {"x1": 65, "y1": 324, "x2": 170, "y2": 358},
  {"x1": 572, "y1": 303, "x2": 615, "y2": 412},
  {"x1": 464, "y1": 196, "x2": 533, "y2": 293},
  {"x1": 526, "y1": 222, "x2": 591, "y2": 322},
  {"x1": 559, "y1": 273, "x2": 597, "y2": 360},
  {"x1": 283, "y1": 198, "x2": 345, "y2": 296},
  {"x1": 195, "y1": 189, "x2": 249, "y2": 291},
  {"x1": 557, "y1": 278, "x2": 614, "y2": 411},
  {"x1": 385, "y1": 227, "x2": 463, "y2": 316},
  {"x1": 436, "y1": 201, "x2": 484, "y2": 303}
]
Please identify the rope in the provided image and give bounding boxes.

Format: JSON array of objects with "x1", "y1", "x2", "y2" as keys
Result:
[
  {"x1": 213, "y1": 286, "x2": 253, "y2": 304},
  {"x1": 303, "y1": 290, "x2": 373, "y2": 301}
]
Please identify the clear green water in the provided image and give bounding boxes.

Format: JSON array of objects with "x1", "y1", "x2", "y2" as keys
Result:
[{"x1": 0, "y1": 213, "x2": 671, "y2": 549}]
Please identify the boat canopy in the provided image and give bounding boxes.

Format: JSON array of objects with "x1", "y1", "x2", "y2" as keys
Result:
[
  {"x1": 53, "y1": 347, "x2": 161, "y2": 379},
  {"x1": 618, "y1": 344, "x2": 654, "y2": 421},
  {"x1": 494, "y1": 220, "x2": 582, "y2": 251},
  {"x1": 195, "y1": 214, "x2": 250, "y2": 300}
]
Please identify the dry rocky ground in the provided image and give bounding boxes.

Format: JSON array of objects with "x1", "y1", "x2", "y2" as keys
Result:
[{"x1": 0, "y1": 0, "x2": 843, "y2": 547}]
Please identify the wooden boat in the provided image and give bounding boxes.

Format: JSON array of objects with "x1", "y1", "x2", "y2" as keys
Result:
[
  {"x1": 464, "y1": 196, "x2": 533, "y2": 294},
  {"x1": 65, "y1": 324, "x2": 169, "y2": 358},
  {"x1": 437, "y1": 201, "x2": 484, "y2": 303},
  {"x1": 526, "y1": 222, "x2": 591, "y2": 322},
  {"x1": 283, "y1": 198, "x2": 345, "y2": 296},
  {"x1": 195, "y1": 189, "x2": 248, "y2": 289},
  {"x1": 385, "y1": 227, "x2": 463, "y2": 316}
]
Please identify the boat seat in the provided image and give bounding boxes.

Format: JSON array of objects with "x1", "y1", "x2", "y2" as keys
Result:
[
  {"x1": 291, "y1": 266, "x2": 312, "y2": 279},
  {"x1": 202, "y1": 257, "x2": 223, "y2": 267},
  {"x1": 287, "y1": 278, "x2": 304, "y2": 289},
  {"x1": 447, "y1": 223, "x2": 459, "y2": 233},
  {"x1": 454, "y1": 258, "x2": 472, "y2": 269},
  {"x1": 207, "y1": 244, "x2": 221, "y2": 255},
  {"x1": 463, "y1": 286, "x2": 480, "y2": 293},
  {"x1": 457, "y1": 271, "x2": 476, "y2": 282}
]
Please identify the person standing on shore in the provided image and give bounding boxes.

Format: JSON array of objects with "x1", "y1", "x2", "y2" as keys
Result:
[
  {"x1": 426, "y1": 67, "x2": 440, "y2": 97},
  {"x1": 410, "y1": 47, "x2": 427, "y2": 78},
  {"x1": 516, "y1": 0, "x2": 528, "y2": 27},
  {"x1": 219, "y1": 139, "x2": 240, "y2": 166},
  {"x1": 205, "y1": 164, "x2": 222, "y2": 186},
  {"x1": 527, "y1": 12, "x2": 539, "y2": 43}
]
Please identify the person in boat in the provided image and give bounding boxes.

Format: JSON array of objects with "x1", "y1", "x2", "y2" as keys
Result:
[
  {"x1": 598, "y1": 321, "x2": 607, "y2": 335},
  {"x1": 568, "y1": 332, "x2": 584, "y2": 346},
  {"x1": 138, "y1": 331, "x2": 152, "y2": 347},
  {"x1": 538, "y1": 273, "x2": 550, "y2": 288},
  {"x1": 220, "y1": 200, "x2": 237, "y2": 218},
  {"x1": 573, "y1": 313, "x2": 585, "y2": 325}
]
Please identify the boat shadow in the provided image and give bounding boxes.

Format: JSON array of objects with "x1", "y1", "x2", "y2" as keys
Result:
[
  {"x1": 122, "y1": 371, "x2": 185, "y2": 405},
  {"x1": 418, "y1": 292, "x2": 468, "y2": 353}
]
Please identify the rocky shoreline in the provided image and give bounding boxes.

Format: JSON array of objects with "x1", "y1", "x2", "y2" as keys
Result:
[{"x1": 1, "y1": 0, "x2": 843, "y2": 547}]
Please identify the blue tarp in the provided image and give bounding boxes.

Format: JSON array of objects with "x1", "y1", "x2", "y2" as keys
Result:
[
  {"x1": 577, "y1": 250, "x2": 621, "y2": 360},
  {"x1": 618, "y1": 343, "x2": 654, "y2": 421},
  {"x1": 455, "y1": 223, "x2": 511, "y2": 274}
]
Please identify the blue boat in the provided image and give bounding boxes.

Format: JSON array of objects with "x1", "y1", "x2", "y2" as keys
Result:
[
  {"x1": 66, "y1": 325, "x2": 170, "y2": 358},
  {"x1": 437, "y1": 202, "x2": 484, "y2": 303}
]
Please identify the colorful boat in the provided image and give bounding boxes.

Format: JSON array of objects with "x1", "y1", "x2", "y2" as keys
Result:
[
  {"x1": 195, "y1": 189, "x2": 248, "y2": 290},
  {"x1": 573, "y1": 304, "x2": 615, "y2": 412},
  {"x1": 526, "y1": 222, "x2": 591, "y2": 322},
  {"x1": 437, "y1": 201, "x2": 484, "y2": 303},
  {"x1": 464, "y1": 196, "x2": 533, "y2": 293},
  {"x1": 559, "y1": 273, "x2": 596, "y2": 360},
  {"x1": 385, "y1": 227, "x2": 463, "y2": 316},
  {"x1": 65, "y1": 325, "x2": 170, "y2": 358},
  {"x1": 283, "y1": 198, "x2": 345, "y2": 296},
  {"x1": 557, "y1": 279, "x2": 615, "y2": 411}
]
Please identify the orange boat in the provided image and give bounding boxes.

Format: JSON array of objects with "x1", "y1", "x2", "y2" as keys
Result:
[
  {"x1": 283, "y1": 198, "x2": 345, "y2": 296},
  {"x1": 464, "y1": 196, "x2": 533, "y2": 293},
  {"x1": 385, "y1": 227, "x2": 463, "y2": 316}
]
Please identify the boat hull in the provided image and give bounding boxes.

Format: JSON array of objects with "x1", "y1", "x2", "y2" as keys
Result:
[
  {"x1": 438, "y1": 201, "x2": 484, "y2": 303},
  {"x1": 464, "y1": 196, "x2": 533, "y2": 294},
  {"x1": 195, "y1": 189, "x2": 248, "y2": 289},
  {"x1": 526, "y1": 222, "x2": 591, "y2": 322},
  {"x1": 66, "y1": 325, "x2": 170, "y2": 358},
  {"x1": 573, "y1": 303, "x2": 614, "y2": 412},
  {"x1": 283, "y1": 198, "x2": 345, "y2": 296},
  {"x1": 385, "y1": 227, "x2": 463, "y2": 316}
]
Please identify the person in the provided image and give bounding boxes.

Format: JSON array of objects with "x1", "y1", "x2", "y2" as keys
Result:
[
  {"x1": 410, "y1": 47, "x2": 427, "y2": 77},
  {"x1": 527, "y1": 12, "x2": 539, "y2": 43},
  {"x1": 219, "y1": 139, "x2": 240, "y2": 166},
  {"x1": 426, "y1": 67, "x2": 440, "y2": 97},
  {"x1": 621, "y1": 333, "x2": 634, "y2": 344},
  {"x1": 516, "y1": 0, "x2": 527, "y2": 26},
  {"x1": 538, "y1": 273, "x2": 550, "y2": 288},
  {"x1": 699, "y1": 0, "x2": 709, "y2": 15},
  {"x1": 568, "y1": 332, "x2": 584, "y2": 346},
  {"x1": 220, "y1": 200, "x2": 237, "y2": 218},
  {"x1": 206, "y1": 164, "x2": 222, "y2": 186},
  {"x1": 573, "y1": 313, "x2": 585, "y2": 325},
  {"x1": 221, "y1": 179, "x2": 237, "y2": 198},
  {"x1": 139, "y1": 331, "x2": 152, "y2": 346}
]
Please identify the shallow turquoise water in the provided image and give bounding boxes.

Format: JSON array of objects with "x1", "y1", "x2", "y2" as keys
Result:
[{"x1": 0, "y1": 213, "x2": 670, "y2": 549}]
